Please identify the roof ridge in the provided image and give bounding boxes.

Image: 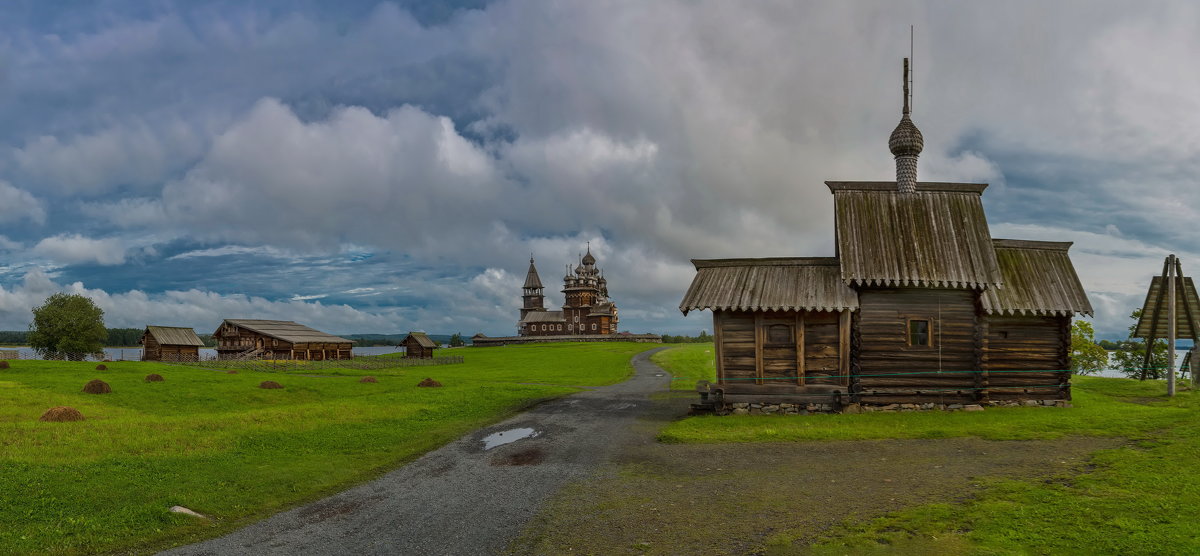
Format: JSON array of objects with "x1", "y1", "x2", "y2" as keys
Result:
[{"x1": 692, "y1": 257, "x2": 839, "y2": 269}]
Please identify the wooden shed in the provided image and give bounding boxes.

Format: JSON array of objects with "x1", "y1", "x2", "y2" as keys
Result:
[
  {"x1": 679, "y1": 59, "x2": 1091, "y2": 413},
  {"x1": 401, "y1": 332, "x2": 437, "y2": 359},
  {"x1": 213, "y1": 319, "x2": 353, "y2": 360},
  {"x1": 141, "y1": 326, "x2": 205, "y2": 362}
]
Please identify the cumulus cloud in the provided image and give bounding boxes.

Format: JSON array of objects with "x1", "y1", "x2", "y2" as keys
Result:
[
  {"x1": 33, "y1": 234, "x2": 127, "y2": 266},
  {"x1": 2, "y1": 1, "x2": 1200, "y2": 337},
  {"x1": 0, "y1": 181, "x2": 45, "y2": 225},
  {"x1": 0, "y1": 269, "x2": 399, "y2": 332}
]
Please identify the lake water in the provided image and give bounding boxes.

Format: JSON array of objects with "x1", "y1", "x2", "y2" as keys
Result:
[{"x1": 1, "y1": 345, "x2": 405, "y2": 361}]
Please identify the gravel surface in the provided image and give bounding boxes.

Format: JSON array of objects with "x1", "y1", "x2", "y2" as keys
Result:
[{"x1": 162, "y1": 348, "x2": 675, "y2": 556}]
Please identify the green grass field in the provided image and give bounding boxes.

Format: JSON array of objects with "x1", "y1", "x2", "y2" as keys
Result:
[
  {"x1": 649, "y1": 342, "x2": 715, "y2": 390},
  {"x1": 0, "y1": 342, "x2": 657, "y2": 555},
  {"x1": 650, "y1": 345, "x2": 1200, "y2": 554}
]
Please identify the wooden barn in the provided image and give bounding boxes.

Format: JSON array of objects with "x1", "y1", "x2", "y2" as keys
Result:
[
  {"x1": 679, "y1": 59, "x2": 1091, "y2": 413},
  {"x1": 140, "y1": 326, "x2": 205, "y2": 362},
  {"x1": 213, "y1": 319, "x2": 353, "y2": 360},
  {"x1": 401, "y1": 332, "x2": 437, "y2": 359}
]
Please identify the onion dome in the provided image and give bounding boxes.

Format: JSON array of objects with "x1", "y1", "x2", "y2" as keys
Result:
[
  {"x1": 582, "y1": 245, "x2": 596, "y2": 266},
  {"x1": 888, "y1": 114, "x2": 923, "y2": 157}
]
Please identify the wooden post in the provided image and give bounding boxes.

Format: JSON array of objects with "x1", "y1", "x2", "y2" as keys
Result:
[
  {"x1": 1142, "y1": 258, "x2": 1171, "y2": 380},
  {"x1": 839, "y1": 310, "x2": 851, "y2": 387},
  {"x1": 1168, "y1": 254, "x2": 1176, "y2": 397},
  {"x1": 712, "y1": 312, "x2": 725, "y2": 385},
  {"x1": 754, "y1": 312, "x2": 764, "y2": 385}
]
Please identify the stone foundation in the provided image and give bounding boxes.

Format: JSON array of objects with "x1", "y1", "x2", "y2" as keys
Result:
[{"x1": 719, "y1": 398, "x2": 1071, "y2": 416}]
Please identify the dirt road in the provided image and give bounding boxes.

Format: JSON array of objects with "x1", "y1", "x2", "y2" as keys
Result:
[{"x1": 163, "y1": 348, "x2": 676, "y2": 555}]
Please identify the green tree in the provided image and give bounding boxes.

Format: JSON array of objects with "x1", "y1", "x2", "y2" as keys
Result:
[
  {"x1": 1110, "y1": 309, "x2": 1169, "y2": 379},
  {"x1": 28, "y1": 293, "x2": 107, "y2": 360},
  {"x1": 449, "y1": 332, "x2": 465, "y2": 347},
  {"x1": 1069, "y1": 320, "x2": 1108, "y2": 375}
]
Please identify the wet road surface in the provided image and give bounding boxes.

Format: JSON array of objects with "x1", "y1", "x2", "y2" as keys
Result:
[{"x1": 162, "y1": 347, "x2": 675, "y2": 556}]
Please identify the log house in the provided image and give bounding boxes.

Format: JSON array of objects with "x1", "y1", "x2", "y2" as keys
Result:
[
  {"x1": 140, "y1": 326, "x2": 205, "y2": 362},
  {"x1": 679, "y1": 59, "x2": 1091, "y2": 412},
  {"x1": 213, "y1": 319, "x2": 353, "y2": 360}
]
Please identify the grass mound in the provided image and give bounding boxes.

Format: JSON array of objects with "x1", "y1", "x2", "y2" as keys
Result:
[
  {"x1": 259, "y1": 380, "x2": 283, "y2": 389},
  {"x1": 82, "y1": 379, "x2": 112, "y2": 394},
  {"x1": 95, "y1": 364, "x2": 108, "y2": 370},
  {"x1": 417, "y1": 377, "x2": 442, "y2": 388},
  {"x1": 39, "y1": 406, "x2": 85, "y2": 422},
  {"x1": 0, "y1": 360, "x2": 9, "y2": 369},
  {"x1": 145, "y1": 374, "x2": 165, "y2": 382},
  {"x1": 359, "y1": 376, "x2": 378, "y2": 383}
]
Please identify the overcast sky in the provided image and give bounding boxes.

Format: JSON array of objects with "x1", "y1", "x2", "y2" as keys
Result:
[{"x1": 1, "y1": 1, "x2": 1197, "y2": 339}]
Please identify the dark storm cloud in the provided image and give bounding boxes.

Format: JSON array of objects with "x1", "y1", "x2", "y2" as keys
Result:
[{"x1": 0, "y1": 1, "x2": 1197, "y2": 338}]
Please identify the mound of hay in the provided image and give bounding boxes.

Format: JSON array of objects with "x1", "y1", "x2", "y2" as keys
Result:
[
  {"x1": 359, "y1": 376, "x2": 378, "y2": 383},
  {"x1": 0, "y1": 361, "x2": 9, "y2": 369},
  {"x1": 417, "y1": 377, "x2": 442, "y2": 388},
  {"x1": 259, "y1": 380, "x2": 283, "y2": 389},
  {"x1": 82, "y1": 379, "x2": 112, "y2": 394},
  {"x1": 95, "y1": 364, "x2": 107, "y2": 371},
  {"x1": 226, "y1": 370, "x2": 239, "y2": 374},
  {"x1": 40, "y1": 406, "x2": 85, "y2": 422},
  {"x1": 145, "y1": 373, "x2": 165, "y2": 382}
]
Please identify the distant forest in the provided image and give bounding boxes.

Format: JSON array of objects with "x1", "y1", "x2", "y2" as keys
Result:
[{"x1": 0, "y1": 330, "x2": 453, "y2": 347}]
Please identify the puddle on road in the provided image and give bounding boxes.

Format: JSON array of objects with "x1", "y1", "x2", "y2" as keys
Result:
[{"x1": 482, "y1": 427, "x2": 540, "y2": 450}]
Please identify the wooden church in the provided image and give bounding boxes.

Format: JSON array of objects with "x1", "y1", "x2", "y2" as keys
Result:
[{"x1": 680, "y1": 59, "x2": 1092, "y2": 413}]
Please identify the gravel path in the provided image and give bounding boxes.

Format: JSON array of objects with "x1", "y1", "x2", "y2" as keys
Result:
[{"x1": 163, "y1": 348, "x2": 675, "y2": 556}]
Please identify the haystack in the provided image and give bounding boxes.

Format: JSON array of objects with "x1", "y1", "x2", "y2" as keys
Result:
[
  {"x1": 40, "y1": 406, "x2": 85, "y2": 422},
  {"x1": 359, "y1": 376, "x2": 378, "y2": 383},
  {"x1": 226, "y1": 370, "x2": 238, "y2": 374},
  {"x1": 259, "y1": 380, "x2": 283, "y2": 389},
  {"x1": 0, "y1": 361, "x2": 9, "y2": 369},
  {"x1": 95, "y1": 364, "x2": 107, "y2": 371},
  {"x1": 417, "y1": 377, "x2": 442, "y2": 388},
  {"x1": 82, "y1": 379, "x2": 112, "y2": 394},
  {"x1": 145, "y1": 374, "x2": 165, "y2": 382}
]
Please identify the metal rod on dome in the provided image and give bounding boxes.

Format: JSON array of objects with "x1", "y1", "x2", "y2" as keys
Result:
[{"x1": 910, "y1": 25, "x2": 914, "y2": 114}]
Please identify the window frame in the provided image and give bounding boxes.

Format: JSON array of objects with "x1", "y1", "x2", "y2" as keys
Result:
[{"x1": 905, "y1": 317, "x2": 934, "y2": 348}]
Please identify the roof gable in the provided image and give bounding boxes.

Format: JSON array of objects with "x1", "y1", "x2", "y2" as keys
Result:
[
  {"x1": 680, "y1": 258, "x2": 859, "y2": 314},
  {"x1": 403, "y1": 332, "x2": 438, "y2": 348},
  {"x1": 980, "y1": 239, "x2": 1093, "y2": 316},
  {"x1": 144, "y1": 325, "x2": 205, "y2": 346},
  {"x1": 830, "y1": 181, "x2": 1002, "y2": 289}
]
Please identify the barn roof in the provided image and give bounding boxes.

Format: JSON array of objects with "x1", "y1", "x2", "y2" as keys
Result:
[
  {"x1": 403, "y1": 332, "x2": 438, "y2": 348},
  {"x1": 980, "y1": 240, "x2": 1093, "y2": 317},
  {"x1": 679, "y1": 258, "x2": 859, "y2": 315},
  {"x1": 1133, "y1": 275, "x2": 1200, "y2": 339},
  {"x1": 220, "y1": 319, "x2": 352, "y2": 344},
  {"x1": 828, "y1": 181, "x2": 1003, "y2": 289},
  {"x1": 520, "y1": 311, "x2": 566, "y2": 323},
  {"x1": 144, "y1": 325, "x2": 205, "y2": 346}
]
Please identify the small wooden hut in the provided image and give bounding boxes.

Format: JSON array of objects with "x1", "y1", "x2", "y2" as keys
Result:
[
  {"x1": 141, "y1": 326, "x2": 205, "y2": 362},
  {"x1": 679, "y1": 59, "x2": 1091, "y2": 413},
  {"x1": 401, "y1": 332, "x2": 437, "y2": 359},
  {"x1": 213, "y1": 319, "x2": 353, "y2": 360}
]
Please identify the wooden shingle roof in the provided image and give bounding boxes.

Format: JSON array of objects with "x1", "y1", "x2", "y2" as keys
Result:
[
  {"x1": 144, "y1": 325, "x2": 205, "y2": 346},
  {"x1": 980, "y1": 240, "x2": 1092, "y2": 317},
  {"x1": 220, "y1": 319, "x2": 352, "y2": 344},
  {"x1": 520, "y1": 311, "x2": 566, "y2": 323},
  {"x1": 679, "y1": 258, "x2": 859, "y2": 315},
  {"x1": 1133, "y1": 276, "x2": 1200, "y2": 338},
  {"x1": 403, "y1": 332, "x2": 438, "y2": 348},
  {"x1": 829, "y1": 182, "x2": 1002, "y2": 289}
]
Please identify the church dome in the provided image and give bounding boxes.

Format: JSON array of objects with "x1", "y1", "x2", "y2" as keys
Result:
[
  {"x1": 888, "y1": 114, "x2": 923, "y2": 157},
  {"x1": 582, "y1": 249, "x2": 596, "y2": 266}
]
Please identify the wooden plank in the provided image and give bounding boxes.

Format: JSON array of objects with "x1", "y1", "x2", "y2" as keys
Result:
[
  {"x1": 713, "y1": 312, "x2": 725, "y2": 385},
  {"x1": 754, "y1": 312, "x2": 764, "y2": 385},
  {"x1": 839, "y1": 309, "x2": 851, "y2": 386},
  {"x1": 795, "y1": 312, "x2": 805, "y2": 386}
]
